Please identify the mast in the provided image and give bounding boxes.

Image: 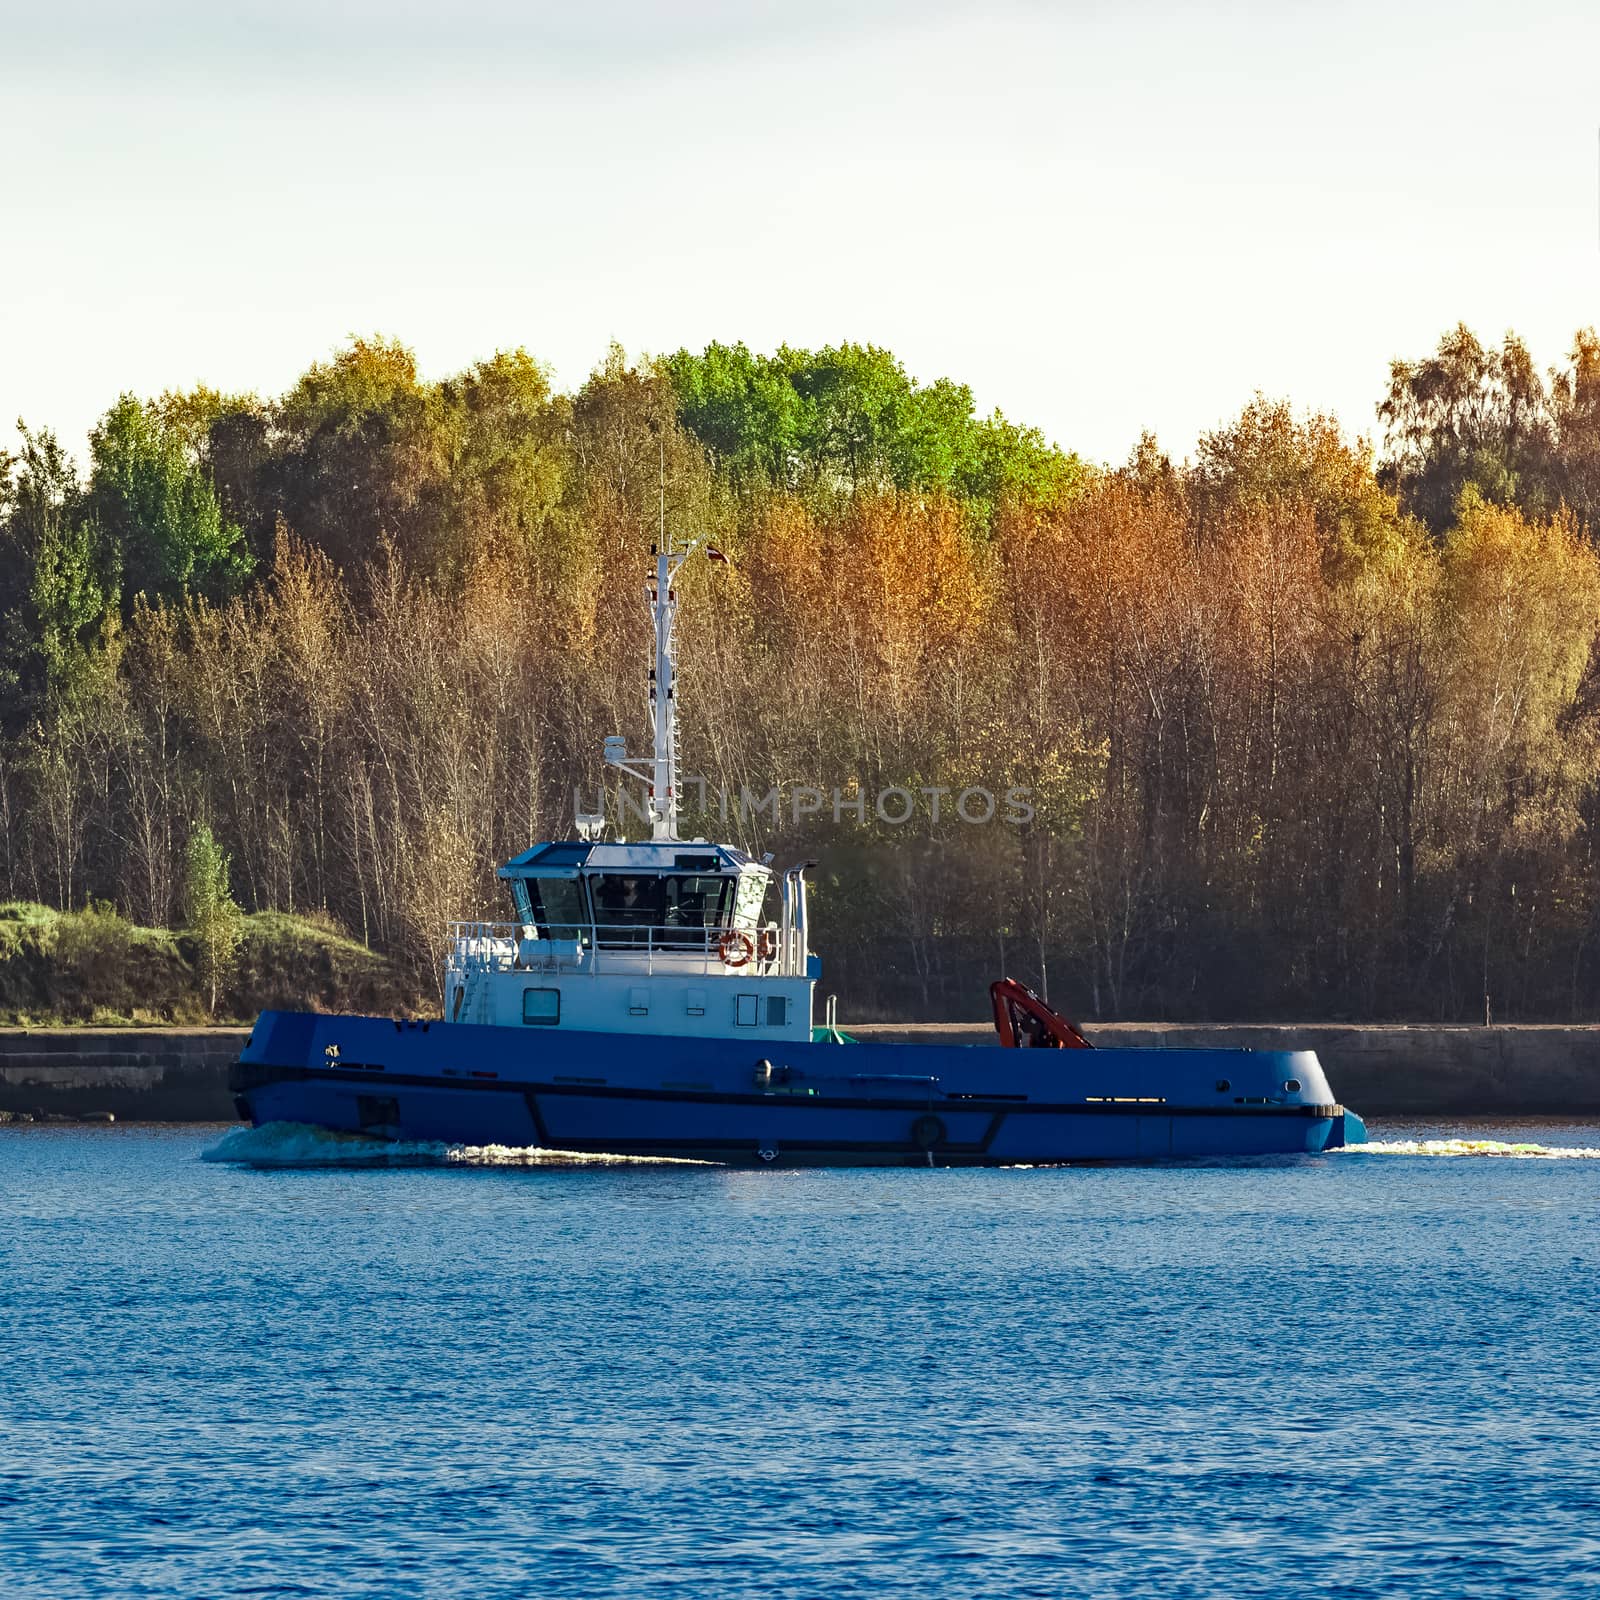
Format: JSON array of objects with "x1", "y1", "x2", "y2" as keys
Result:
[
  {"x1": 647, "y1": 537, "x2": 683, "y2": 842},
  {"x1": 604, "y1": 433, "x2": 692, "y2": 842}
]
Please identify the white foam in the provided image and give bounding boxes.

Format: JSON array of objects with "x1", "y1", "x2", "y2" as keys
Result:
[
  {"x1": 202, "y1": 1122, "x2": 714, "y2": 1168},
  {"x1": 1344, "y1": 1138, "x2": 1600, "y2": 1159},
  {"x1": 445, "y1": 1142, "x2": 713, "y2": 1167}
]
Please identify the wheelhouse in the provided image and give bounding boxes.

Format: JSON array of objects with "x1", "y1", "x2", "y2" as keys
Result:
[{"x1": 498, "y1": 840, "x2": 772, "y2": 948}]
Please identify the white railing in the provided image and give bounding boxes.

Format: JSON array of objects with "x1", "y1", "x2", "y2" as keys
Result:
[{"x1": 445, "y1": 920, "x2": 801, "y2": 979}]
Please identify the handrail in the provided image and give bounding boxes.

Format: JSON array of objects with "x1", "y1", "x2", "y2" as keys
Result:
[{"x1": 445, "y1": 919, "x2": 800, "y2": 978}]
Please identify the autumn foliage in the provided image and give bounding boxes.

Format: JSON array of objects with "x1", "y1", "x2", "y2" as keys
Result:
[{"x1": 4, "y1": 331, "x2": 1600, "y2": 1021}]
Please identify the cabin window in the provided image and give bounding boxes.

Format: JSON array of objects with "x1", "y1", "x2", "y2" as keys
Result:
[
  {"x1": 591, "y1": 874, "x2": 666, "y2": 937},
  {"x1": 735, "y1": 993, "x2": 759, "y2": 1026},
  {"x1": 766, "y1": 995, "x2": 789, "y2": 1027},
  {"x1": 527, "y1": 878, "x2": 587, "y2": 939},
  {"x1": 589, "y1": 874, "x2": 735, "y2": 946},
  {"x1": 663, "y1": 875, "x2": 733, "y2": 945},
  {"x1": 522, "y1": 987, "x2": 561, "y2": 1025}
]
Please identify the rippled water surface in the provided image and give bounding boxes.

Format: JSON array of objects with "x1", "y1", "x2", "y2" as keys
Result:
[{"x1": 4, "y1": 1120, "x2": 1598, "y2": 1598}]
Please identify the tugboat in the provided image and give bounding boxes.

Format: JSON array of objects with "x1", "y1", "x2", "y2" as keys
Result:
[{"x1": 231, "y1": 531, "x2": 1366, "y2": 1164}]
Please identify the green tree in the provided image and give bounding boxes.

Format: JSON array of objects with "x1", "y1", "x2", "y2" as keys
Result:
[
  {"x1": 664, "y1": 340, "x2": 802, "y2": 489},
  {"x1": 960, "y1": 407, "x2": 1086, "y2": 519},
  {"x1": 0, "y1": 425, "x2": 109, "y2": 717},
  {"x1": 87, "y1": 397, "x2": 249, "y2": 604},
  {"x1": 183, "y1": 823, "x2": 244, "y2": 1016},
  {"x1": 156, "y1": 387, "x2": 276, "y2": 564},
  {"x1": 667, "y1": 341, "x2": 1083, "y2": 517},
  {"x1": 787, "y1": 342, "x2": 920, "y2": 491}
]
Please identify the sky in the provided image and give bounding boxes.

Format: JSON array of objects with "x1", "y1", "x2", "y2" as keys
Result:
[{"x1": 2, "y1": 0, "x2": 1598, "y2": 468}]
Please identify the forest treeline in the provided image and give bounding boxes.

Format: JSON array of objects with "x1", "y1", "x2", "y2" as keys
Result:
[{"x1": 4, "y1": 325, "x2": 1600, "y2": 1021}]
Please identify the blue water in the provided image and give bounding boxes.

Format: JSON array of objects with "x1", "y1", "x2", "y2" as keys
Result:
[{"x1": 3, "y1": 1122, "x2": 1599, "y2": 1598}]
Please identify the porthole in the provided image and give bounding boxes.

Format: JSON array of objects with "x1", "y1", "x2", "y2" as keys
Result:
[
  {"x1": 522, "y1": 987, "x2": 560, "y2": 1026},
  {"x1": 1214, "y1": 1078, "x2": 1231, "y2": 1093},
  {"x1": 1283, "y1": 1078, "x2": 1301, "y2": 1093}
]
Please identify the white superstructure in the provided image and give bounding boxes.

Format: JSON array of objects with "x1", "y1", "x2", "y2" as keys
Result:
[{"x1": 443, "y1": 530, "x2": 820, "y2": 1043}]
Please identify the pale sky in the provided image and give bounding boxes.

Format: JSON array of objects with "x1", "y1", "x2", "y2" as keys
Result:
[{"x1": 2, "y1": 0, "x2": 1598, "y2": 468}]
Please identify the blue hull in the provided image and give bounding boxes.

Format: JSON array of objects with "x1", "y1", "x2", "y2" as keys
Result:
[{"x1": 232, "y1": 1011, "x2": 1362, "y2": 1165}]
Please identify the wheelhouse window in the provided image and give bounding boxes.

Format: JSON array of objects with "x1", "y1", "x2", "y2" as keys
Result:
[
  {"x1": 588, "y1": 874, "x2": 735, "y2": 947},
  {"x1": 590, "y1": 874, "x2": 666, "y2": 940},
  {"x1": 523, "y1": 987, "x2": 561, "y2": 1025},
  {"x1": 664, "y1": 876, "x2": 733, "y2": 941},
  {"x1": 524, "y1": 878, "x2": 588, "y2": 939}
]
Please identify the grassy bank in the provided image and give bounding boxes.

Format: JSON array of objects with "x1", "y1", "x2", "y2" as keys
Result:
[{"x1": 0, "y1": 902, "x2": 420, "y2": 1026}]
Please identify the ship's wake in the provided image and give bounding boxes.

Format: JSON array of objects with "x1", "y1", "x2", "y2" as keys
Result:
[
  {"x1": 201, "y1": 1125, "x2": 1600, "y2": 1167},
  {"x1": 1345, "y1": 1138, "x2": 1600, "y2": 1159},
  {"x1": 202, "y1": 1122, "x2": 714, "y2": 1168}
]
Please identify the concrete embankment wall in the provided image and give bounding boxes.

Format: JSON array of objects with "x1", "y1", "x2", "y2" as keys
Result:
[
  {"x1": 0, "y1": 1028, "x2": 246, "y2": 1122},
  {"x1": 849, "y1": 1023, "x2": 1600, "y2": 1115},
  {"x1": 1, "y1": 1023, "x2": 1597, "y2": 1121}
]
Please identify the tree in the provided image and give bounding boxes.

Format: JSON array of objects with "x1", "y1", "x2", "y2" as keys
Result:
[
  {"x1": 666, "y1": 341, "x2": 905, "y2": 493},
  {"x1": 268, "y1": 337, "x2": 570, "y2": 584},
  {"x1": 434, "y1": 347, "x2": 566, "y2": 568},
  {"x1": 8, "y1": 330, "x2": 1600, "y2": 1023},
  {"x1": 666, "y1": 340, "x2": 1083, "y2": 518},
  {"x1": 1378, "y1": 324, "x2": 1554, "y2": 534},
  {"x1": 0, "y1": 425, "x2": 108, "y2": 717},
  {"x1": 156, "y1": 387, "x2": 277, "y2": 564},
  {"x1": 184, "y1": 823, "x2": 244, "y2": 1016},
  {"x1": 960, "y1": 408, "x2": 1086, "y2": 520},
  {"x1": 270, "y1": 336, "x2": 443, "y2": 576},
  {"x1": 1193, "y1": 395, "x2": 1404, "y2": 576},
  {"x1": 1549, "y1": 328, "x2": 1600, "y2": 535},
  {"x1": 87, "y1": 397, "x2": 249, "y2": 604},
  {"x1": 664, "y1": 340, "x2": 803, "y2": 489}
]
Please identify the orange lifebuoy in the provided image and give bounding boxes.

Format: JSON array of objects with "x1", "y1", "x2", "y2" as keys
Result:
[
  {"x1": 758, "y1": 927, "x2": 778, "y2": 962},
  {"x1": 719, "y1": 928, "x2": 756, "y2": 967}
]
